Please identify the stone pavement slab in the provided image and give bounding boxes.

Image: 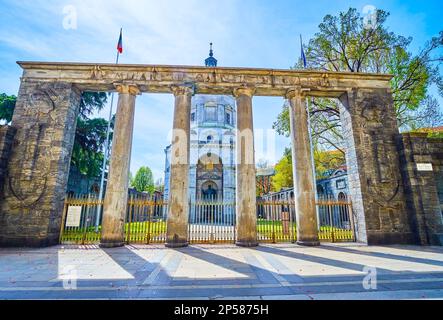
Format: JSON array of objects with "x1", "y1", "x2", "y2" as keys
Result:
[{"x1": 0, "y1": 243, "x2": 442, "y2": 300}]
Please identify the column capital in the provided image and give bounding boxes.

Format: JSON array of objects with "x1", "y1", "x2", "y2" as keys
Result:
[
  {"x1": 285, "y1": 87, "x2": 310, "y2": 100},
  {"x1": 171, "y1": 84, "x2": 195, "y2": 97},
  {"x1": 114, "y1": 84, "x2": 141, "y2": 95},
  {"x1": 233, "y1": 86, "x2": 256, "y2": 98}
]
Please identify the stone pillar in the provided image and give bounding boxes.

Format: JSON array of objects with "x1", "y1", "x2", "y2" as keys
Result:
[
  {"x1": 234, "y1": 86, "x2": 258, "y2": 247},
  {"x1": 286, "y1": 88, "x2": 320, "y2": 246},
  {"x1": 166, "y1": 84, "x2": 193, "y2": 248},
  {"x1": 0, "y1": 81, "x2": 81, "y2": 247},
  {"x1": 339, "y1": 88, "x2": 415, "y2": 245},
  {"x1": 100, "y1": 84, "x2": 140, "y2": 248}
]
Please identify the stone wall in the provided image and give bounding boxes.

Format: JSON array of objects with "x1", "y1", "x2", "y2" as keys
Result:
[
  {"x1": 398, "y1": 133, "x2": 443, "y2": 245},
  {"x1": 0, "y1": 126, "x2": 16, "y2": 198},
  {"x1": 0, "y1": 81, "x2": 81, "y2": 247}
]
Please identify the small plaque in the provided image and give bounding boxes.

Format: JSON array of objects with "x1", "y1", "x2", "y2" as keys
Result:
[
  {"x1": 66, "y1": 206, "x2": 82, "y2": 227},
  {"x1": 417, "y1": 163, "x2": 433, "y2": 172}
]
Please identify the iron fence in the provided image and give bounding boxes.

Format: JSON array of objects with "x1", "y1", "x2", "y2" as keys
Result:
[
  {"x1": 60, "y1": 195, "x2": 103, "y2": 245},
  {"x1": 60, "y1": 194, "x2": 355, "y2": 245},
  {"x1": 189, "y1": 199, "x2": 236, "y2": 244},
  {"x1": 126, "y1": 195, "x2": 168, "y2": 244},
  {"x1": 257, "y1": 201, "x2": 297, "y2": 243}
]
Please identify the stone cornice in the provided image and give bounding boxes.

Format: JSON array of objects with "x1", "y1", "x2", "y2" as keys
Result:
[{"x1": 17, "y1": 61, "x2": 393, "y2": 97}]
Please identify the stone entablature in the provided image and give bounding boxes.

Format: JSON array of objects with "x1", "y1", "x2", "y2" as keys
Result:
[{"x1": 17, "y1": 62, "x2": 392, "y2": 97}]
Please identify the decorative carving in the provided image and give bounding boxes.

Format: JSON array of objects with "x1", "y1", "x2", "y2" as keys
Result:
[
  {"x1": 233, "y1": 86, "x2": 256, "y2": 98},
  {"x1": 285, "y1": 87, "x2": 309, "y2": 99},
  {"x1": 320, "y1": 73, "x2": 331, "y2": 87},
  {"x1": 90, "y1": 65, "x2": 106, "y2": 80},
  {"x1": 171, "y1": 84, "x2": 194, "y2": 97},
  {"x1": 114, "y1": 84, "x2": 141, "y2": 95}
]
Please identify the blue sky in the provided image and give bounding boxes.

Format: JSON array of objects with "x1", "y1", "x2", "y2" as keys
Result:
[{"x1": 0, "y1": 0, "x2": 442, "y2": 182}]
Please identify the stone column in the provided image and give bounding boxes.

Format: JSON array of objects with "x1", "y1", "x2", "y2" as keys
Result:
[
  {"x1": 234, "y1": 86, "x2": 258, "y2": 247},
  {"x1": 286, "y1": 88, "x2": 320, "y2": 246},
  {"x1": 166, "y1": 84, "x2": 193, "y2": 248},
  {"x1": 100, "y1": 84, "x2": 140, "y2": 248}
]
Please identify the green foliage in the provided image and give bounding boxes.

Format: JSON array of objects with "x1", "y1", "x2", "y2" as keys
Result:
[
  {"x1": 131, "y1": 166, "x2": 155, "y2": 194},
  {"x1": 271, "y1": 146, "x2": 347, "y2": 192},
  {"x1": 0, "y1": 94, "x2": 16, "y2": 123},
  {"x1": 79, "y1": 92, "x2": 108, "y2": 120},
  {"x1": 71, "y1": 92, "x2": 110, "y2": 178},
  {"x1": 71, "y1": 117, "x2": 110, "y2": 177},
  {"x1": 272, "y1": 149, "x2": 293, "y2": 192},
  {"x1": 274, "y1": 7, "x2": 443, "y2": 149},
  {"x1": 314, "y1": 150, "x2": 346, "y2": 179}
]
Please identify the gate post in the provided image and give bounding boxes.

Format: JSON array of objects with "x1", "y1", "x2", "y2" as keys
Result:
[
  {"x1": 286, "y1": 88, "x2": 320, "y2": 247},
  {"x1": 100, "y1": 84, "x2": 140, "y2": 248},
  {"x1": 0, "y1": 81, "x2": 82, "y2": 247}
]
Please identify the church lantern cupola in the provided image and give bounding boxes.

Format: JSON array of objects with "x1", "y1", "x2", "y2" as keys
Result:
[{"x1": 205, "y1": 43, "x2": 218, "y2": 67}]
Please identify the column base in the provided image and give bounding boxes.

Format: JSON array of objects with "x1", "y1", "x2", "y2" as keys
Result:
[
  {"x1": 236, "y1": 241, "x2": 259, "y2": 248},
  {"x1": 99, "y1": 241, "x2": 125, "y2": 248},
  {"x1": 166, "y1": 241, "x2": 189, "y2": 248},
  {"x1": 297, "y1": 240, "x2": 321, "y2": 247}
]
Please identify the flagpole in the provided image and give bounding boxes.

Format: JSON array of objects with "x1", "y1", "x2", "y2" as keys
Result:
[
  {"x1": 301, "y1": 34, "x2": 321, "y2": 230},
  {"x1": 95, "y1": 30, "x2": 122, "y2": 232}
]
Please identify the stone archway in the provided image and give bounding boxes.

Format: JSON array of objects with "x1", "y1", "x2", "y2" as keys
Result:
[{"x1": 196, "y1": 153, "x2": 223, "y2": 202}]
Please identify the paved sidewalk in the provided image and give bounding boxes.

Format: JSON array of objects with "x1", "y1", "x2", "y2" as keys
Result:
[{"x1": 0, "y1": 243, "x2": 442, "y2": 300}]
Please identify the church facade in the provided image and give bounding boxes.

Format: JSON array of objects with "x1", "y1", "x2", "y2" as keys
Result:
[{"x1": 163, "y1": 45, "x2": 236, "y2": 223}]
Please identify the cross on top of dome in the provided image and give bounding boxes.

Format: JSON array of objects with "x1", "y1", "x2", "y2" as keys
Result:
[{"x1": 205, "y1": 43, "x2": 218, "y2": 67}]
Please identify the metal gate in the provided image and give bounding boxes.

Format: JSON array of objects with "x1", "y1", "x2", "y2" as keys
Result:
[
  {"x1": 60, "y1": 195, "x2": 355, "y2": 245},
  {"x1": 189, "y1": 200, "x2": 236, "y2": 244}
]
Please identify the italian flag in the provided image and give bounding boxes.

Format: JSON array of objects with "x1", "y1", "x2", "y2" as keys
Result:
[{"x1": 117, "y1": 29, "x2": 123, "y2": 54}]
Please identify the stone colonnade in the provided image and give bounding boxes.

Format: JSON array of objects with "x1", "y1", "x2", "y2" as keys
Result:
[
  {"x1": 4, "y1": 62, "x2": 435, "y2": 248},
  {"x1": 99, "y1": 84, "x2": 320, "y2": 248}
]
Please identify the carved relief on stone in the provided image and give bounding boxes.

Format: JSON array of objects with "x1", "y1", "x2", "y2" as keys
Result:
[
  {"x1": 357, "y1": 94, "x2": 401, "y2": 210},
  {"x1": 90, "y1": 65, "x2": 106, "y2": 80},
  {"x1": 320, "y1": 73, "x2": 331, "y2": 87},
  {"x1": 8, "y1": 122, "x2": 52, "y2": 210},
  {"x1": 359, "y1": 94, "x2": 389, "y2": 129},
  {"x1": 7, "y1": 82, "x2": 78, "y2": 210}
]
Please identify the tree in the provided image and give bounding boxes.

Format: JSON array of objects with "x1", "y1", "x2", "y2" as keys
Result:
[
  {"x1": 271, "y1": 148, "x2": 293, "y2": 192},
  {"x1": 273, "y1": 8, "x2": 443, "y2": 149},
  {"x1": 131, "y1": 167, "x2": 155, "y2": 194},
  {"x1": 0, "y1": 94, "x2": 16, "y2": 124},
  {"x1": 71, "y1": 117, "x2": 111, "y2": 177},
  {"x1": 314, "y1": 149, "x2": 346, "y2": 179}
]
